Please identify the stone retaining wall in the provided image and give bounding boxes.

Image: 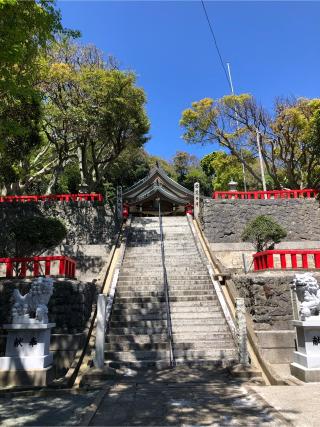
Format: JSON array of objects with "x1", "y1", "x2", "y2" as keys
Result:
[
  {"x1": 0, "y1": 201, "x2": 118, "y2": 280},
  {"x1": 202, "y1": 198, "x2": 320, "y2": 244}
]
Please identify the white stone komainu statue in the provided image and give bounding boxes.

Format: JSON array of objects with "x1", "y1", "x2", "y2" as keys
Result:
[
  {"x1": 11, "y1": 277, "x2": 54, "y2": 324},
  {"x1": 292, "y1": 273, "x2": 320, "y2": 320}
]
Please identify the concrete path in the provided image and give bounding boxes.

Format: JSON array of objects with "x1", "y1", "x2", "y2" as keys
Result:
[
  {"x1": 251, "y1": 384, "x2": 320, "y2": 427},
  {"x1": 0, "y1": 389, "x2": 99, "y2": 426},
  {"x1": 87, "y1": 367, "x2": 287, "y2": 426}
]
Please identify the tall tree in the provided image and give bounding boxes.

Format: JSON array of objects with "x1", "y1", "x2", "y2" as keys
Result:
[
  {"x1": 180, "y1": 95, "x2": 320, "y2": 189},
  {"x1": 0, "y1": 0, "x2": 65, "y2": 194},
  {"x1": 172, "y1": 151, "x2": 198, "y2": 183},
  {"x1": 201, "y1": 151, "x2": 260, "y2": 191},
  {"x1": 29, "y1": 38, "x2": 150, "y2": 193}
]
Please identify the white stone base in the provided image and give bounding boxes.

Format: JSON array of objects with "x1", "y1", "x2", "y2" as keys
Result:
[
  {"x1": 0, "y1": 322, "x2": 55, "y2": 373},
  {"x1": 293, "y1": 351, "x2": 320, "y2": 369},
  {"x1": 0, "y1": 354, "x2": 53, "y2": 371},
  {"x1": 290, "y1": 362, "x2": 320, "y2": 382}
]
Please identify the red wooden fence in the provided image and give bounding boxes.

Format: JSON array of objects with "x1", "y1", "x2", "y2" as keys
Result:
[
  {"x1": 0, "y1": 256, "x2": 76, "y2": 278},
  {"x1": 0, "y1": 193, "x2": 103, "y2": 203},
  {"x1": 213, "y1": 189, "x2": 318, "y2": 200},
  {"x1": 253, "y1": 250, "x2": 320, "y2": 271}
]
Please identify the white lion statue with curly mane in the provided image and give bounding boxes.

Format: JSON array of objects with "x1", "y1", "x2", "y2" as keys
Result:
[
  {"x1": 292, "y1": 273, "x2": 320, "y2": 320},
  {"x1": 11, "y1": 277, "x2": 54, "y2": 324}
]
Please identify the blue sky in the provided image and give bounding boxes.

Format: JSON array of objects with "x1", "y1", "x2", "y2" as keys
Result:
[{"x1": 57, "y1": 1, "x2": 320, "y2": 161}]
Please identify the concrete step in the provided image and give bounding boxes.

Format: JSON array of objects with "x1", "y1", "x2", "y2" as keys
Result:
[
  {"x1": 169, "y1": 295, "x2": 217, "y2": 302},
  {"x1": 105, "y1": 359, "x2": 170, "y2": 370},
  {"x1": 115, "y1": 291, "x2": 166, "y2": 298},
  {"x1": 112, "y1": 302, "x2": 167, "y2": 311},
  {"x1": 173, "y1": 341, "x2": 235, "y2": 350},
  {"x1": 173, "y1": 349, "x2": 237, "y2": 359},
  {"x1": 115, "y1": 291, "x2": 214, "y2": 298},
  {"x1": 116, "y1": 285, "x2": 213, "y2": 292},
  {"x1": 118, "y1": 275, "x2": 211, "y2": 281},
  {"x1": 111, "y1": 313, "x2": 167, "y2": 322},
  {"x1": 120, "y1": 267, "x2": 205, "y2": 273},
  {"x1": 105, "y1": 350, "x2": 169, "y2": 362},
  {"x1": 169, "y1": 305, "x2": 220, "y2": 313},
  {"x1": 114, "y1": 296, "x2": 166, "y2": 304},
  {"x1": 109, "y1": 326, "x2": 167, "y2": 335},
  {"x1": 112, "y1": 308, "x2": 166, "y2": 316},
  {"x1": 172, "y1": 331, "x2": 233, "y2": 340},
  {"x1": 117, "y1": 279, "x2": 212, "y2": 286},
  {"x1": 106, "y1": 333, "x2": 168, "y2": 344},
  {"x1": 105, "y1": 342, "x2": 168, "y2": 352},
  {"x1": 174, "y1": 358, "x2": 237, "y2": 368},
  {"x1": 171, "y1": 319, "x2": 226, "y2": 328},
  {"x1": 109, "y1": 319, "x2": 167, "y2": 328},
  {"x1": 170, "y1": 312, "x2": 223, "y2": 320}
]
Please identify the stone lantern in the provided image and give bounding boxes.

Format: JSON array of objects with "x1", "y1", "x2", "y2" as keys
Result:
[{"x1": 228, "y1": 179, "x2": 238, "y2": 192}]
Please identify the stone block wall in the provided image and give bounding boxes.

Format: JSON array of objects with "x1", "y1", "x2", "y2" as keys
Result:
[
  {"x1": 0, "y1": 201, "x2": 118, "y2": 281},
  {"x1": 0, "y1": 200, "x2": 116, "y2": 246},
  {"x1": 202, "y1": 198, "x2": 320, "y2": 244},
  {"x1": 231, "y1": 272, "x2": 320, "y2": 331}
]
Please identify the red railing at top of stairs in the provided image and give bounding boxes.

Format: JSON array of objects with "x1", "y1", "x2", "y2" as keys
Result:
[
  {"x1": 0, "y1": 193, "x2": 103, "y2": 203},
  {"x1": 212, "y1": 189, "x2": 318, "y2": 200}
]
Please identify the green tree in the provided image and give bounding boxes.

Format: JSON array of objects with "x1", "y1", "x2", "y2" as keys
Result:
[
  {"x1": 200, "y1": 151, "x2": 259, "y2": 191},
  {"x1": 172, "y1": 151, "x2": 197, "y2": 183},
  {"x1": 241, "y1": 215, "x2": 287, "y2": 252},
  {"x1": 0, "y1": 216, "x2": 66, "y2": 257},
  {"x1": 11, "y1": 38, "x2": 150, "y2": 193},
  {"x1": 180, "y1": 95, "x2": 320, "y2": 189},
  {"x1": 183, "y1": 167, "x2": 212, "y2": 196},
  {"x1": 0, "y1": 0, "x2": 76, "y2": 195}
]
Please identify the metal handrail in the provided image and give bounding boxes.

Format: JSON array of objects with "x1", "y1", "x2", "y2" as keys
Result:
[{"x1": 158, "y1": 203, "x2": 175, "y2": 368}]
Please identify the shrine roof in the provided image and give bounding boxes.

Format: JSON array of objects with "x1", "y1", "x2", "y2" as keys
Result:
[{"x1": 123, "y1": 164, "x2": 194, "y2": 204}]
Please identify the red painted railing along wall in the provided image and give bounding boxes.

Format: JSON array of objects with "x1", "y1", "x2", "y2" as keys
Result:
[
  {"x1": 0, "y1": 193, "x2": 103, "y2": 203},
  {"x1": 213, "y1": 189, "x2": 318, "y2": 200},
  {"x1": 253, "y1": 250, "x2": 320, "y2": 272},
  {"x1": 0, "y1": 256, "x2": 76, "y2": 279}
]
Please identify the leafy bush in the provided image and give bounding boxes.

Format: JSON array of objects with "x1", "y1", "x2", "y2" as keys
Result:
[
  {"x1": 1, "y1": 217, "x2": 67, "y2": 257},
  {"x1": 241, "y1": 215, "x2": 287, "y2": 252}
]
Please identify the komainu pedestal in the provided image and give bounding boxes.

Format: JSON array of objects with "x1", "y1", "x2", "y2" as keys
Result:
[
  {"x1": 290, "y1": 273, "x2": 320, "y2": 382},
  {"x1": 290, "y1": 319, "x2": 320, "y2": 382},
  {"x1": 0, "y1": 278, "x2": 55, "y2": 387}
]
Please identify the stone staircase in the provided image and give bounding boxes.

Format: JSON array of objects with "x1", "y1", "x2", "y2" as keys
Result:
[
  {"x1": 105, "y1": 217, "x2": 169, "y2": 369},
  {"x1": 105, "y1": 216, "x2": 237, "y2": 369},
  {"x1": 162, "y1": 216, "x2": 237, "y2": 366}
]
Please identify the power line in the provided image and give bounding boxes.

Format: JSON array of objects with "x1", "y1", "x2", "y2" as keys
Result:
[{"x1": 200, "y1": 0, "x2": 232, "y2": 92}]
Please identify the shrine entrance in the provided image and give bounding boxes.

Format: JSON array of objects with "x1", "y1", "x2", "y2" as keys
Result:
[{"x1": 122, "y1": 163, "x2": 194, "y2": 216}]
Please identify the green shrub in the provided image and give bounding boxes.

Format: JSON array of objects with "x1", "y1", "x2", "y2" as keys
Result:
[
  {"x1": 241, "y1": 215, "x2": 287, "y2": 252},
  {"x1": 5, "y1": 217, "x2": 67, "y2": 257}
]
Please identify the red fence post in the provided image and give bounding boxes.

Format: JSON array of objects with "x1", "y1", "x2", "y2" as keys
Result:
[
  {"x1": 291, "y1": 254, "x2": 298, "y2": 269},
  {"x1": 45, "y1": 259, "x2": 51, "y2": 276},
  {"x1": 20, "y1": 261, "x2": 27, "y2": 278},
  {"x1": 267, "y1": 252, "x2": 274, "y2": 269},
  {"x1": 33, "y1": 259, "x2": 40, "y2": 276},
  {"x1": 280, "y1": 254, "x2": 286, "y2": 269},
  {"x1": 315, "y1": 254, "x2": 320, "y2": 269},
  {"x1": 6, "y1": 259, "x2": 13, "y2": 277},
  {"x1": 302, "y1": 253, "x2": 308, "y2": 269},
  {"x1": 59, "y1": 258, "x2": 65, "y2": 276}
]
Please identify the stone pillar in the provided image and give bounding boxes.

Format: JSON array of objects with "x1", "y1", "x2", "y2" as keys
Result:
[
  {"x1": 236, "y1": 298, "x2": 249, "y2": 365},
  {"x1": 95, "y1": 294, "x2": 107, "y2": 369},
  {"x1": 116, "y1": 186, "x2": 123, "y2": 220},
  {"x1": 194, "y1": 182, "x2": 200, "y2": 219}
]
